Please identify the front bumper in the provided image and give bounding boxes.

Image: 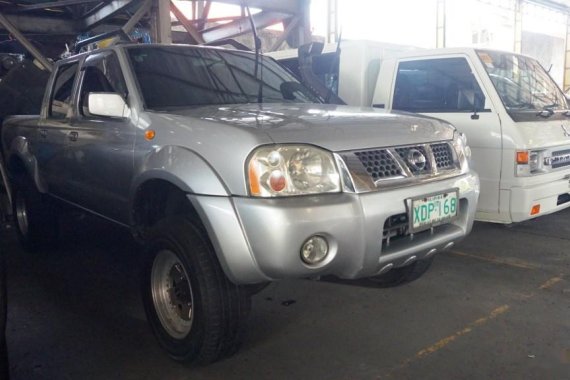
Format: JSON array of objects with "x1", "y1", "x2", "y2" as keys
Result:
[
  {"x1": 190, "y1": 172, "x2": 479, "y2": 284},
  {"x1": 509, "y1": 175, "x2": 570, "y2": 222}
]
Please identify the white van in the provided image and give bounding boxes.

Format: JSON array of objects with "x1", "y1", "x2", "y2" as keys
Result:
[{"x1": 270, "y1": 42, "x2": 570, "y2": 223}]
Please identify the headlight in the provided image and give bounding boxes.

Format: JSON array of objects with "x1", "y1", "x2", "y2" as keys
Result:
[
  {"x1": 247, "y1": 145, "x2": 341, "y2": 197},
  {"x1": 516, "y1": 150, "x2": 546, "y2": 176},
  {"x1": 452, "y1": 131, "x2": 471, "y2": 173}
]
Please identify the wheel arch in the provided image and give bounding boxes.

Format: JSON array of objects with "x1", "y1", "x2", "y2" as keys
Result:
[
  {"x1": 6, "y1": 136, "x2": 47, "y2": 193},
  {"x1": 130, "y1": 178, "x2": 204, "y2": 234},
  {"x1": 131, "y1": 146, "x2": 229, "y2": 198}
]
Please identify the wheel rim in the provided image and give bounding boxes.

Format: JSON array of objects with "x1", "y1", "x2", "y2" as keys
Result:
[
  {"x1": 151, "y1": 249, "x2": 194, "y2": 339},
  {"x1": 15, "y1": 192, "x2": 29, "y2": 237}
]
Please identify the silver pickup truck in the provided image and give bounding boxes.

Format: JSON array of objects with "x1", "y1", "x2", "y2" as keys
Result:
[{"x1": 1, "y1": 44, "x2": 479, "y2": 364}]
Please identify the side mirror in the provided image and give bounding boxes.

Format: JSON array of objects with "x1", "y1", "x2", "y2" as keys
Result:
[
  {"x1": 298, "y1": 42, "x2": 324, "y2": 60},
  {"x1": 88, "y1": 92, "x2": 130, "y2": 118}
]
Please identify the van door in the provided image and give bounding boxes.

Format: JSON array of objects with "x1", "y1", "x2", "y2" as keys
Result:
[{"x1": 391, "y1": 56, "x2": 502, "y2": 215}]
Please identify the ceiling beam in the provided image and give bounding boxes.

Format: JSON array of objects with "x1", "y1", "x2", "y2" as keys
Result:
[
  {"x1": 196, "y1": 0, "x2": 211, "y2": 30},
  {"x1": 0, "y1": 13, "x2": 77, "y2": 34},
  {"x1": 526, "y1": 0, "x2": 570, "y2": 13},
  {"x1": 211, "y1": 0, "x2": 302, "y2": 15},
  {"x1": 12, "y1": 0, "x2": 101, "y2": 12},
  {"x1": 270, "y1": 16, "x2": 297, "y2": 51},
  {"x1": 202, "y1": 11, "x2": 289, "y2": 43},
  {"x1": 0, "y1": 12, "x2": 54, "y2": 71},
  {"x1": 82, "y1": 0, "x2": 135, "y2": 29},
  {"x1": 170, "y1": 0, "x2": 204, "y2": 43}
]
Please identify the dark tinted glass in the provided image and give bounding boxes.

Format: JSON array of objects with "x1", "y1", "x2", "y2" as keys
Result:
[
  {"x1": 393, "y1": 57, "x2": 485, "y2": 113},
  {"x1": 127, "y1": 46, "x2": 321, "y2": 109},
  {"x1": 50, "y1": 62, "x2": 78, "y2": 118}
]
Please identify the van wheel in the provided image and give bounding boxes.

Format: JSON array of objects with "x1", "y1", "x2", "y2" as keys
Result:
[
  {"x1": 142, "y1": 216, "x2": 251, "y2": 364},
  {"x1": 367, "y1": 256, "x2": 435, "y2": 287},
  {"x1": 12, "y1": 176, "x2": 59, "y2": 251}
]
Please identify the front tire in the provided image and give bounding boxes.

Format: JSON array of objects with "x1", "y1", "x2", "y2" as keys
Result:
[
  {"x1": 142, "y1": 216, "x2": 250, "y2": 365},
  {"x1": 12, "y1": 175, "x2": 58, "y2": 251}
]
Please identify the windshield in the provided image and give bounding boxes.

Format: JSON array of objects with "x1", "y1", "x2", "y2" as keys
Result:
[
  {"x1": 477, "y1": 49, "x2": 568, "y2": 113},
  {"x1": 127, "y1": 45, "x2": 321, "y2": 109}
]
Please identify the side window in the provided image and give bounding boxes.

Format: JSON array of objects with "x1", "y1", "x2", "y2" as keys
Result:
[
  {"x1": 49, "y1": 62, "x2": 79, "y2": 119},
  {"x1": 393, "y1": 58, "x2": 485, "y2": 113},
  {"x1": 79, "y1": 52, "x2": 127, "y2": 116}
]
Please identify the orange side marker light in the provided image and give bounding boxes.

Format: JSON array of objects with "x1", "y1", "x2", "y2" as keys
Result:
[{"x1": 145, "y1": 130, "x2": 156, "y2": 140}]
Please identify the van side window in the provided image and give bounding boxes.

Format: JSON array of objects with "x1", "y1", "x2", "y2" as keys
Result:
[
  {"x1": 79, "y1": 52, "x2": 127, "y2": 116},
  {"x1": 49, "y1": 62, "x2": 79, "y2": 119},
  {"x1": 393, "y1": 58, "x2": 485, "y2": 113}
]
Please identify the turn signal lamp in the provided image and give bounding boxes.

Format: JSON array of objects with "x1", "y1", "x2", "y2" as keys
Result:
[
  {"x1": 530, "y1": 204, "x2": 541, "y2": 215},
  {"x1": 516, "y1": 151, "x2": 529, "y2": 164},
  {"x1": 145, "y1": 129, "x2": 156, "y2": 140}
]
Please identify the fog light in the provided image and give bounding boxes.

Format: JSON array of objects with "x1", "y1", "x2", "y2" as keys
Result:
[{"x1": 301, "y1": 235, "x2": 329, "y2": 265}]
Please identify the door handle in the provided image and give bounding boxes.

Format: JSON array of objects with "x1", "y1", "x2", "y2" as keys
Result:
[
  {"x1": 39, "y1": 129, "x2": 47, "y2": 138},
  {"x1": 68, "y1": 131, "x2": 79, "y2": 142}
]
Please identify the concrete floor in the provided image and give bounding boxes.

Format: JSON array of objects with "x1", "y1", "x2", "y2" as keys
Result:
[{"x1": 3, "y1": 207, "x2": 570, "y2": 379}]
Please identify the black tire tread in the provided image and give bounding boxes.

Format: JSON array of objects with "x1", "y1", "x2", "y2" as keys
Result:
[
  {"x1": 143, "y1": 216, "x2": 250, "y2": 365},
  {"x1": 12, "y1": 175, "x2": 58, "y2": 251}
]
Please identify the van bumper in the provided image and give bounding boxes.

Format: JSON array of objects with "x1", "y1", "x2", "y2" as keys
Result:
[{"x1": 510, "y1": 176, "x2": 570, "y2": 222}]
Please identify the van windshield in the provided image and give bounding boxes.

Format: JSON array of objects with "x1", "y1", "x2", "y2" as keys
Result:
[
  {"x1": 126, "y1": 45, "x2": 322, "y2": 110},
  {"x1": 477, "y1": 49, "x2": 568, "y2": 117}
]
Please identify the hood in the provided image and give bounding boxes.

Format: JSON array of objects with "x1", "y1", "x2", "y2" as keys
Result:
[
  {"x1": 161, "y1": 103, "x2": 455, "y2": 151},
  {"x1": 515, "y1": 118, "x2": 570, "y2": 149}
]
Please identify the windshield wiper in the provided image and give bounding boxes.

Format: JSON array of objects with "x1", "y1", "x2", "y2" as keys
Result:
[{"x1": 537, "y1": 103, "x2": 557, "y2": 118}]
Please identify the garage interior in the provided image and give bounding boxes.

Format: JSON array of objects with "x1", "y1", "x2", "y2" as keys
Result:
[{"x1": 1, "y1": 0, "x2": 570, "y2": 379}]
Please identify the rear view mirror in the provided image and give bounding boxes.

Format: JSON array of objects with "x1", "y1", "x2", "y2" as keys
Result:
[{"x1": 88, "y1": 92, "x2": 130, "y2": 118}]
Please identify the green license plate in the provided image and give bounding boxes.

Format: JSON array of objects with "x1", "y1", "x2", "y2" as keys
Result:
[{"x1": 409, "y1": 190, "x2": 458, "y2": 233}]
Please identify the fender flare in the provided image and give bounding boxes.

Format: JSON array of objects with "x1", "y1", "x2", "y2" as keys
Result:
[
  {"x1": 7, "y1": 136, "x2": 48, "y2": 193},
  {"x1": 129, "y1": 145, "x2": 230, "y2": 212}
]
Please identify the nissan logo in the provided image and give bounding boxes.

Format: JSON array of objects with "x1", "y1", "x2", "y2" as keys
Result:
[{"x1": 407, "y1": 149, "x2": 427, "y2": 171}]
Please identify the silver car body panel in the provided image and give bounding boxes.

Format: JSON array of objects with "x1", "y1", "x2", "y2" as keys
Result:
[
  {"x1": 1, "y1": 44, "x2": 480, "y2": 284},
  {"x1": 193, "y1": 172, "x2": 478, "y2": 283}
]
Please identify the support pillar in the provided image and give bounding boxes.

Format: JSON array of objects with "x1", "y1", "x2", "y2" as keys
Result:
[
  {"x1": 436, "y1": 0, "x2": 445, "y2": 48},
  {"x1": 288, "y1": 0, "x2": 310, "y2": 48},
  {"x1": 155, "y1": 0, "x2": 172, "y2": 43},
  {"x1": 564, "y1": 14, "x2": 570, "y2": 90},
  {"x1": 326, "y1": 0, "x2": 338, "y2": 43},
  {"x1": 514, "y1": 0, "x2": 522, "y2": 54}
]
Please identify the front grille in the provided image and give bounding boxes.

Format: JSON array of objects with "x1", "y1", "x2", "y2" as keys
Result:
[
  {"x1": 351, "y1": 141, "x2": 459, "y2": 186},
  {"x1": 551, "y1": 149, "x2": 570, "y2": 169},
  {"x1": 354, "y1": 150, "x2": 402, "y2": 181},
  {"x1": 395, "y1": 146, "x2": 431, "y2": 175},
  {"x1": 431, "y1": 143, "x2": 455, "y2": 170}
]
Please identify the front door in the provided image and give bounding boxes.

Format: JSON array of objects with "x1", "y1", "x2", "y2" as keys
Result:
[
  {"x1": 39, "y1": 60, "x2": 80, "y2": 199},
  {"x1": 65, "y1": 51, "x2": 135, "y2": 224}
]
